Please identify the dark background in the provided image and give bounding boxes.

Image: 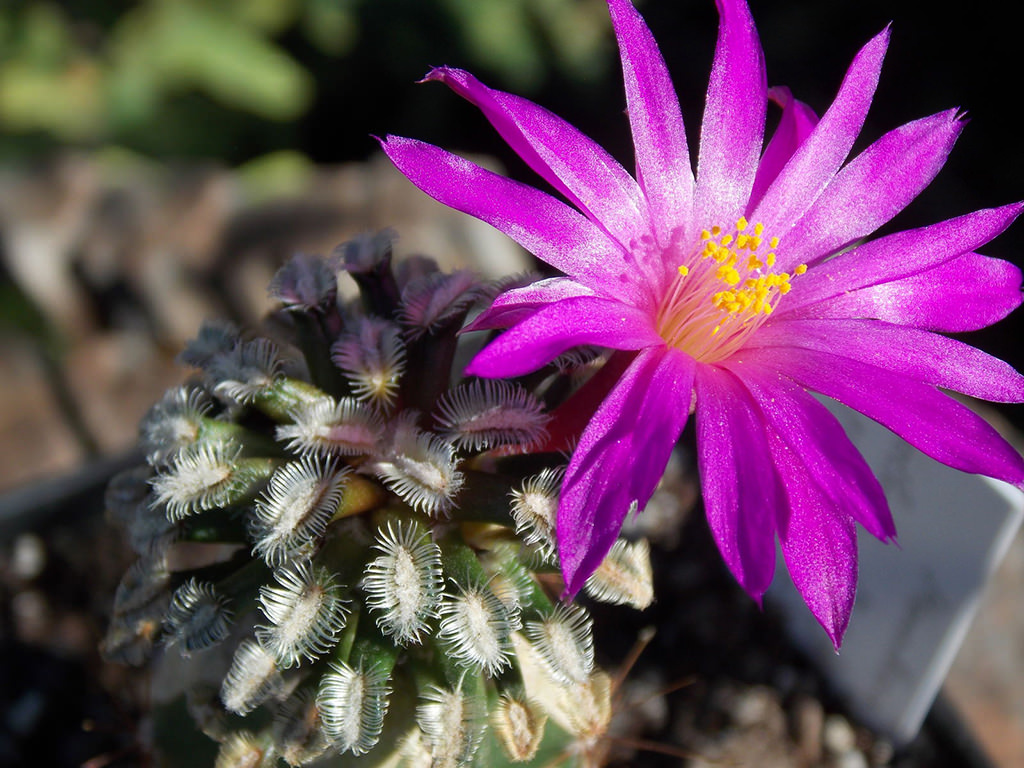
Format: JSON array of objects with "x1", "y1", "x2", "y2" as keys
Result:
[{"x1": 1, "y1": 0, "x2": 1020, "y2": 427}]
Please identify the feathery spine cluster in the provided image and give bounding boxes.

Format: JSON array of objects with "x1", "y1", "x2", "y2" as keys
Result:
[
  {"x1": 150, "y1": 441, "x2": 247, "y2": 521},
  {"x1": 435, "y1": 380, "x2": 549, "y2": 452},
  {"x1": 104, "y1": 237, "x2": 660, "y2": 766},
  {"x1": 331, "y1": 317, "x2": 407, "y2": 407},
  {"x1": 524, "y1": 604, "x2": 595, "y2": 685},
  {"x1": 416, "y1": 684, "x2": 486, "y2": 767},
  {"x1": 317, "y1": 661, "x2": 392, "y2": 755},
  {"x1": 371, "y1": 414, "x2": 464, "y2": 517},
  {"x1": 438, "y1": 582, "x2": 519, "y2": 676},
  {"x1": 493, "y1": 693, "x2": 547, "y2": 763},
  {"x1": 272, "y1": 688, "x2": 331, "y2": 767},
  {"x1": 256, "y1": 562, "x2": 350, "y2": 667},
  {"x1": 139, "y1": 385, "x2": 213, "y2": 465},
  {"x1": 250, "y1": 456, "x2": 350, "y2": 565},
  {"x1": 276, "y1": 397, "x2": 383, "y2": 457},
  {"x1": 510, "y1": 467, "x2": 565, "y2": 561},
  {"x1": 163, "y1": 578, "x2": 234, "y2": 655},
  {"x1": 221, "y1": 640, "x2": 285, "y2": 716},
  {"x1": 362, "y1": 520, "x2": 443, "y2": 645},
  {"x1": 583, "y1": 538, "x2": 655, "y2": 610},
  {"x1": 207, "y1": 338, "x2": 283, "y2": 405},
  {"x1": 400, "y1": 269, "x2": 484, "y2": 338}
]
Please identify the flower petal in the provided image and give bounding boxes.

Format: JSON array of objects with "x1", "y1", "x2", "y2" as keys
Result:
[
  {"x1": 779, "y1": 110, "x2": 965, "y2": 270},
  {"x1": 559, "y1": 347, "x2": 695, "y2": 596},
  {"x1": 423, "y1": 66, "x2": 652, "y2": 252},
  {"x1": 381, "y1": 136, "x2": 647, "y2": 304},
  {"x1": 695, "y1": 0, "x2": 767, "y2": 226},
  {"x1": 608, "y1": 0, "x2": 694, "y2": 244},
  {"x1": 768, "y1": 437, "x2": 858, "y2": 648},
  {"x1": 733, "y1": 366, "x2": 894, "y2": 541},
  {"x1": 782, "y1": 202, "x2": 1024, "y2": 313},
  {"x1": 694, "y1": 364, "x2": 780, "y2": 600},
  {"x1": 464, "y1": 277, "x2": 595, "y2": 332},
  {"x1": 748, "y1": 86, "x2": 819, "y2": 211},
  {"x1": 465, "y1": 295, "x2": 663, "y2": 379},
  {"x1": 744, "y1": 345, "x2": 1024, "y2": 485},
  {"x1": 792, "y1": 253, "x2": 1024, "y2": 332},
  {"x1": 751, "y1": 317, "x2": 1024, "y2": 402},
  {"x1": 750, "y1": 27, "x2": 889, "y2": 231}
]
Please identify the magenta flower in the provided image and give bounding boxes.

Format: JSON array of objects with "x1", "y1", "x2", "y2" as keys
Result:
[{"x1": 382, "y1": 0, "x2": 1024, "y2": 644}]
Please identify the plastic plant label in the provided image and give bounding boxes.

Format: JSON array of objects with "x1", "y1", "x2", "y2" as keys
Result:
[{"x1": 767, "y1": 400, "x2": 1024, "y2": 746}]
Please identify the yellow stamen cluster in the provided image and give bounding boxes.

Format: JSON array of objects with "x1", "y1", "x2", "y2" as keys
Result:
[
  {"x1": 658, "y1": 217, "x2": 806, "y2": 361},
  {"x1": 683, "y1": 218, "x2": 803, "y2": 333}
]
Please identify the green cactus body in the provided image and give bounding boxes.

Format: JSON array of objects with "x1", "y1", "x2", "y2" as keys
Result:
[{"x1": 104, "y1": 233, "x2": 654, "y2": 767}]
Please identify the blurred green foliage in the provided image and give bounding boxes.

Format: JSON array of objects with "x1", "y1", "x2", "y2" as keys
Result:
[{"x1": 0, "y1": 0, "x2": 612, "y2": 164}]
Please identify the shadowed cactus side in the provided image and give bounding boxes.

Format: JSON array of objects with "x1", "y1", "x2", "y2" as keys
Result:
[{"x1": 102, "y1": 231, "x2": 655, "y2": 767}]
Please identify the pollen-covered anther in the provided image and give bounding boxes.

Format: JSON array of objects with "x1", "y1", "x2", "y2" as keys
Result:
[
  {"x1": 660, "y1": 219, "x2": 807, "y2": 359},
  {"x1": 255, "y1": 563, "x2": 350, "y2": 667},
  {"x1": 362, "y1": 520, "x2": 443, "y2": 645}
]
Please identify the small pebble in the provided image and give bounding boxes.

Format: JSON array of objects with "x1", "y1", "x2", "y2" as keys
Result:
[
  {"x1": 792, "y1": 695, "x2": 824, "y2": 765},
  {"x1": 733, "y1": 687, "x2": 776, "y2": 727},
  {"x1": 823, "y1": 713, "x2": 857, "y2": 754},
  {"x1": 11, "y1": 534, "x2": 46, "y2": 580},
  {"x1": 836, "y1": 749, "x2": 869, "y2": 768},
  {"x1": 871, "y1": 739, "x2": 894, "y2": 766},
  {"x1": 11, "y1": 590, "x2": 50, "y2": 644}
]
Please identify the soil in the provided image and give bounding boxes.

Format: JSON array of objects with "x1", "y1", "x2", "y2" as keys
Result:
[{"x1": 0, "y1": 451, "x2": 994, "y2": 768}]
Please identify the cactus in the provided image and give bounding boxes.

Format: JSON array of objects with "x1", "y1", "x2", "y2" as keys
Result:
[{"x1": 103, "y1": 231, "x2": 654, "y2": 767}]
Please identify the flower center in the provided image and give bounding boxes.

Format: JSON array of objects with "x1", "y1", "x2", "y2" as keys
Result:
[{"x1": 656, "y1": 217, "x2": 805, "y2": 362}]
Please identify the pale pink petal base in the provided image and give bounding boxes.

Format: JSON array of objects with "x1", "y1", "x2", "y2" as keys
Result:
[{"x1": 467, "y1": 296, "x2": 663, "y2": 378}]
